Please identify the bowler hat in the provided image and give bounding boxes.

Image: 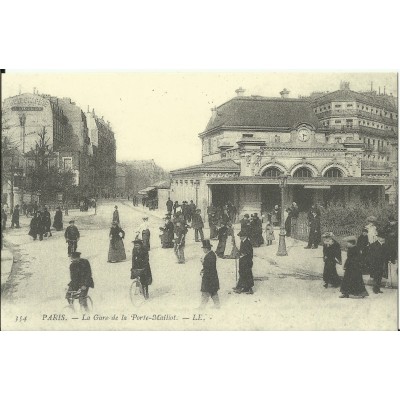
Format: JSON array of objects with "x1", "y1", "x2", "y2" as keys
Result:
[
  {"x1": 201, "y1": 239, "x2": 213, "y2": 249},
  {"x1": 237, "y1": 231, "x2": 248, "y2": 237},
  {"x1": 70, "y1": 251, "x2": 81, "y2": 258}
]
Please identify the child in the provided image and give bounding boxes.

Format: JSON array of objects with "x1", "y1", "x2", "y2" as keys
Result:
[{"x1": 265, "y1": 221, "x2": 275, "y2": 246}]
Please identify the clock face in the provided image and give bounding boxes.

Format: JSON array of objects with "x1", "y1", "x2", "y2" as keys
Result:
[{"x1": 298, "y1": 129, "x2": 310, "y2": 142}]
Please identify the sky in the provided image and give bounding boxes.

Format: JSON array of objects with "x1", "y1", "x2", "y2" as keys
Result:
[{"x1": 2, "y1": 72, "x2": 397, "y2": 171}]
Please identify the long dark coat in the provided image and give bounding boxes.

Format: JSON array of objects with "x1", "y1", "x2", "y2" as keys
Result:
[
  {"x1": 250, "y1": 217, "x2": 264, "y2": 247},
  {"x1": 340, "y1": 246, "x2": 368, "y2": 296},
  {"x1": 357, "y1": 234, "x2": 370, "y2": 274},
  {"x1": 237, "y1": 238, "x2": 254, "y2": 289},
  {"x1": 383, "y1": 222, "x2": 398, "y2": 263},
  {"x1": 53, "y1": 210, "x2": 63, "y2": 231},
  {"x1": 29, "y1": 216, "x2": 39, "y2": 238},
  {"x1": 68, "y1": 258, "x2": 94, "y2": 291},
  {"x1": 131, "y1": 247, "x2": 152, "y2": 286},
  {"x1": 108, "y1": 226, "x2": 126, "y2": 262},
  {"x1": 369, "y1": 241, "x2": 390, "y2": 281},
  {"x1": 43, "y1": 210, "x2": 51, "y2": 231},
  {"x1": 201, "y1": 250, "x2": 220, "y2": 294},
  {"x1": 322, "y1": 239, "x2": 342, "y2": 286},
  {"x1": 191, "y1": 213, "x2": 204, "y2": 229}
]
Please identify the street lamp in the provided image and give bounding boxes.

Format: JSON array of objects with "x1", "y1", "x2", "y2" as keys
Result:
[
  {"x1": 276, "y1": 173, "x2": 288, "y2": 256},
  {"x1": 19, "y1": 114, "x2": 26, "y2": 154}
]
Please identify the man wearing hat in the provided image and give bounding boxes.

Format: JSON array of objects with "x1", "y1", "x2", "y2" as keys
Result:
[
  {"x1": 66, "y1": 251, "x2": 94, "y2": 311},
  {"x1": 199, "y1": 240, "x2": 220, "y2": 309},
  {"x1": 64, "y1": 220, "x2": 80, "y2": 256},
  {"x1": 53, "y1": 206, "x2": 63, "y2": 231},
  {"x1": 322, "y1": 232, "x2": 342, "y2": 288},
  {"x1": 112, "y1": 205, "x2": 120, "y2": 224},
  {"x1": 136, "y1": 216, "x2": 150, "y2": 251},
  {"x1": 240, "y1": 214, "x2": 251, "y2": 237},
  {"x1": 191, "y1": 209, "x2": 204, "y2": 242},
  {"x1": 369, "y1": 230, "x2": 391, "y2": 294},
  {"x1": 305, "y1": 207, "x2": 321, "y2": 249},
  {"x1": 131, "y1": 239, "x2": 152, "y2": 299},
  {"x1": 233, "y1": 231, "x2": 254, "y2": 294}
]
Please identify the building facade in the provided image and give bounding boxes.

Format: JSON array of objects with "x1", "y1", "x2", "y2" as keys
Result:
[{"x1": 170, "y1": 85, "x2": 398, "y2": 221}]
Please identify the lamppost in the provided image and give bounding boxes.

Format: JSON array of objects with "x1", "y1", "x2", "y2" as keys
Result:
[
  {"x1": 276, "y1": 173, "x2": 288, "y2": 256},
  {"x1": 19, "y1": 114, "x2": 26, "y2": 154}
]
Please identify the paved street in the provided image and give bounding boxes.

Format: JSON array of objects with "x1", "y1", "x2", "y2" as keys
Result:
[{"x1": 1, "y1": 200, "x2": 397, "y2": 330}]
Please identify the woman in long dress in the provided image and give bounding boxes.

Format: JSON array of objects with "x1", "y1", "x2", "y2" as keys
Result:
[
  {"x1": 340, "y1": 236, "x2": 369, "y2": 298},
  {"x1": 108, "y1": 221, "x2": 126, "y2": 263},
  {"x1": 224, "y1": 224, "x2": 240, "y2": 259},
  {"x1": 53, "y1": 206, "x2": 63, "y2": 231}
]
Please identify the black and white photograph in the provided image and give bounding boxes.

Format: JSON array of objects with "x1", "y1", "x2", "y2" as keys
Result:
[{"x1": 1, "y1": 72, "x2": 398, "y2": 330}]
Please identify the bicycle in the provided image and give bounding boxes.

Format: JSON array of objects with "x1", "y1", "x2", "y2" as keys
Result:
[
  {"x1": 129, "y1": 269, "x2": 147, "y2": 307},
  {"x1": 64, "y1": 289, "x2": 93, "y2": 313}
]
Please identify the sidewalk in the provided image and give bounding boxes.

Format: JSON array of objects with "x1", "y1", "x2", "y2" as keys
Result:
[{"x1": 1, "y1": 244, "x2": 14, "y2": 285}]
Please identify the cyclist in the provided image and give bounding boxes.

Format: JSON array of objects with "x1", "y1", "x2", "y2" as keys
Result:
[
  {"x1": 64, "y1": 220, "x2": 80, "y2": 256},
  {"x1": 131, "y1": 239, "x2": 152, "y2": 299},
  {"x1": 66, "y1": 251, "x2": 94, "y2": 311}
]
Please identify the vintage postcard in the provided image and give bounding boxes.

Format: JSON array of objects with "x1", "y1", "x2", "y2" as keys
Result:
[{"x1": 1, "y1": 72, "x2": 398, "y2": 330}]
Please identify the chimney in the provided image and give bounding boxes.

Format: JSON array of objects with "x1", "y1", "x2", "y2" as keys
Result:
[
  {"x1": 235, "y1": 87, "x2": 245, "y2": 97},
  {"x1": 280, "y1": 88, "x2": 290, "y2": 99},
  {"x1": 340, "y1": 81, "x2": 350, "y2": 90}
]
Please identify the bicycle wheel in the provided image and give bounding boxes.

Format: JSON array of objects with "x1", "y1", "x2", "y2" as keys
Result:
[{"x1": 129, "y1": 280, "x2": 146, "y2": 307}]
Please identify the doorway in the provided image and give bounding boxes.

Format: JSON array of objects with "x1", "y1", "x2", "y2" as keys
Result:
[
  {"x1": 261, "y1": 185, "x2": 281, "y2": 214},
  {"x1": 292, "y1": 186, "x2": 313, "y2": 211}
]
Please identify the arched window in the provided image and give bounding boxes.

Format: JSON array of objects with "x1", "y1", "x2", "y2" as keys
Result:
[
  {"x1": 324, "y1": 167, "x2": 343, "y2": 178},
  {"x1": 262, "y1": 167, "x2": 282, "y2": 178},
  {"x1": 293, "y1": 167, "x2": 313, "y2": 178}
]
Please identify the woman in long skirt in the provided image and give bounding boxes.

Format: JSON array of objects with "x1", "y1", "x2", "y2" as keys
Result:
[
  {"x1": 108, "y1": 222, "x2": 126, "y2": 263},
  {"x1": 340, "y1": 236, "x2": 369, "y2": 298}
]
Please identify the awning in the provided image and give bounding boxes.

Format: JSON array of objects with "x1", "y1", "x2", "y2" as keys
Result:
[
  {"x1": 206, "y1": 176, "x2": 392, "y2": 186},
  {"x1": 138, "y1": 186, "x2": 156, "y2": 195}
]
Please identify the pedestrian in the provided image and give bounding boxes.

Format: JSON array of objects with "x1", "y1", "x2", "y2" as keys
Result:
[
  {"x1": 192, "y1": 209, "x2": 204, "y2": 242},
  {"x1": 271, "y1": 205, "x2": 280, "y2": 227},
  {"x1": 339, "y1": 236, "x2": 369, "y2": 298},
  {"x1": 112, "y1": 205, "x2": 120, "y2": 224},
  {"x1": 173, "y1": 201, "x2": 179, "y2": 216},
  {"x1": 160, "y1": 216, "x2": 174, "y2": 249},
  {"x1": 43, "y1": 206, "x2": 52, "y2": 237},
  {"x1": 383, "y1": 215, "x2": 398, "y2": 271},
  {"x1": 224, "y1": 223, "x2": 239, "y2": 259},
  {"x1": 64, "y1": 220, "x2": 80, "y2": 256},
  {"x1": 166, "y1": 197, "x2": 173, "y2": 214},
  {"x1": 251, "y1": 213, "x2": 264, "y2": 247},
  {"x1": 199, "y1": 239, "x2": 220, "y2": 309},
  {"x1": 28, "y1": 212, "x2": 39, "y2": 240},
  {"x1": 53, "y1": 206, "x2": 63, "y2": 231},
  {"x1": 240, "y1": 214, "x2": 251, "y2": 237},
  {"x1": 357, "y1": 228, "x2": 370, "y2": 275},
  {"x1": 174, "y1": 221, "x2": 187, "y2": 264},
  {"x1": 131, "y1": 239, "x2": 152, "y2": 299},
  {"x1": 36, "y1": 210, "x2": 46, "y2": 241},
  {"x1": 305, "y1": 207, "x2": 321, "y2": 249},
  {"x1": 365, "y1": 215, "x2": 378, "y2": 245},
  {"x1": 216, "y1": 222, "x2": 228, "y2": 258},
  {"x1": 21, "y1": 202, "x2": 27, "y2": 217},
  {"x1": 136, "y1": 216, "x2": 150, "y2": 251},
  {"x1": 108, "y1": 221, "x2": 126, "y2": 263},
  {"x1": 369, "y1": 230, "x2": 391, "y2": 294},
  {"x1": 1, "y1": 206, "x2": 7, "y2": 231},
  {"x1": 265, "y1": 221, "x2": 275, "y2": 245},
  {"x1": 233, "y1": 230, "x2": 254, "y2": 294},
  {"x1": 290, "y1": 202, "x2": 299, "y2": 236},
  {"x1": 65, "y1": 251, "x2": 94, "y2": 312},
  {"x1": 10, "y1": 204, "x2": 20, "y2": 228},
  {"x1": 322, "y1": 232, "x2": 342, "y2": 288},
  {"x1": 209, "y1": 212, "x2": 218, "y2": 240},
  {"x1": 189, "y1": 200, "x2": 196, "y2": 223}
]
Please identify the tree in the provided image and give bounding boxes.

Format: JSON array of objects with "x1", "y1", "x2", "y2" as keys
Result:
[{"x1": 25, "y1": 127, "x2": 75, "y2": 204}]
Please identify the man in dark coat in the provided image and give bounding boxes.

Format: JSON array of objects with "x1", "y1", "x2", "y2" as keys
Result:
[
  {"x1": 357, "y1": 228, "x2": 370, "y2": 275},
  {"x1": 29, "y1": 213, "x2": 39, "y2": 240},
  {"x1": 240, "y1": 214, "x2": 251, "y2": 237},
  {"x1": 234, "y1": 231, "x2": 254, "y2": 294},
  {"x1": 340, "y1": 236, "x2": 369, "y2": 298},
  {"x1": 305, "y1": 208, "x2": 321, "y2": 249},
  {"x1": 191, "y1": 209, "x2": 204, "y2": 242},
  {"x1": 250, "y1": 213, "x2": 264, "y2": 247},
  {"x1": 64, "y1": 220, "x2": 80, "y2": 256},
  {"x1": 322, "y1": 232, "x2": 342, "y2": 288},
  {"x1": 66, "y1": 252, "x2": 94, "y2": 311},
  {"x1": 43, "y1": 206, "x2": 52, "y2": 237},
  {"x1": 199, "y1": 239, "x2": 220, "y2": 309},
  {"x1": 188, "y1": 200, "x2": 196, "y2": 223},
  {"x1": 131, "y1": 239, "x2": 152, "y2": 299},
  {"x1": 166, "y1": 198, "x2": 173, "y2": 214},
  {"x1": 209, "y1": 212, "x2": 218, "y2": 240},
  {"x1": 36, "y1": 210, "x2": 46, "y2": 241},
  {"x1": 216, "y1": 222, "x2": 228, "y2": 258},
  {"x1": 10, "y1": 204, "x2": 20, "y2": 228},
  {"x1": 369, "y1": 231, "x2": 391, "y2": 294}
]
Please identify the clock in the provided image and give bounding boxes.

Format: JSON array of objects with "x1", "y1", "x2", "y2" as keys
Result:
[{"x1": 298, "y1": 128, "x2": 310, "y2": 142}]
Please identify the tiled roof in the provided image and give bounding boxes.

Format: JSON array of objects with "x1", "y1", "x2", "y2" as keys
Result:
[
  {"x1": 312, "y1": 90, "x2": 398, "y2": 112},
  {"x1": 171, "y1": 159, "x2": 240, "y2": 175},
  {"x1": 203, "y1": 97, "x2": 320, "y2": 133}
]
